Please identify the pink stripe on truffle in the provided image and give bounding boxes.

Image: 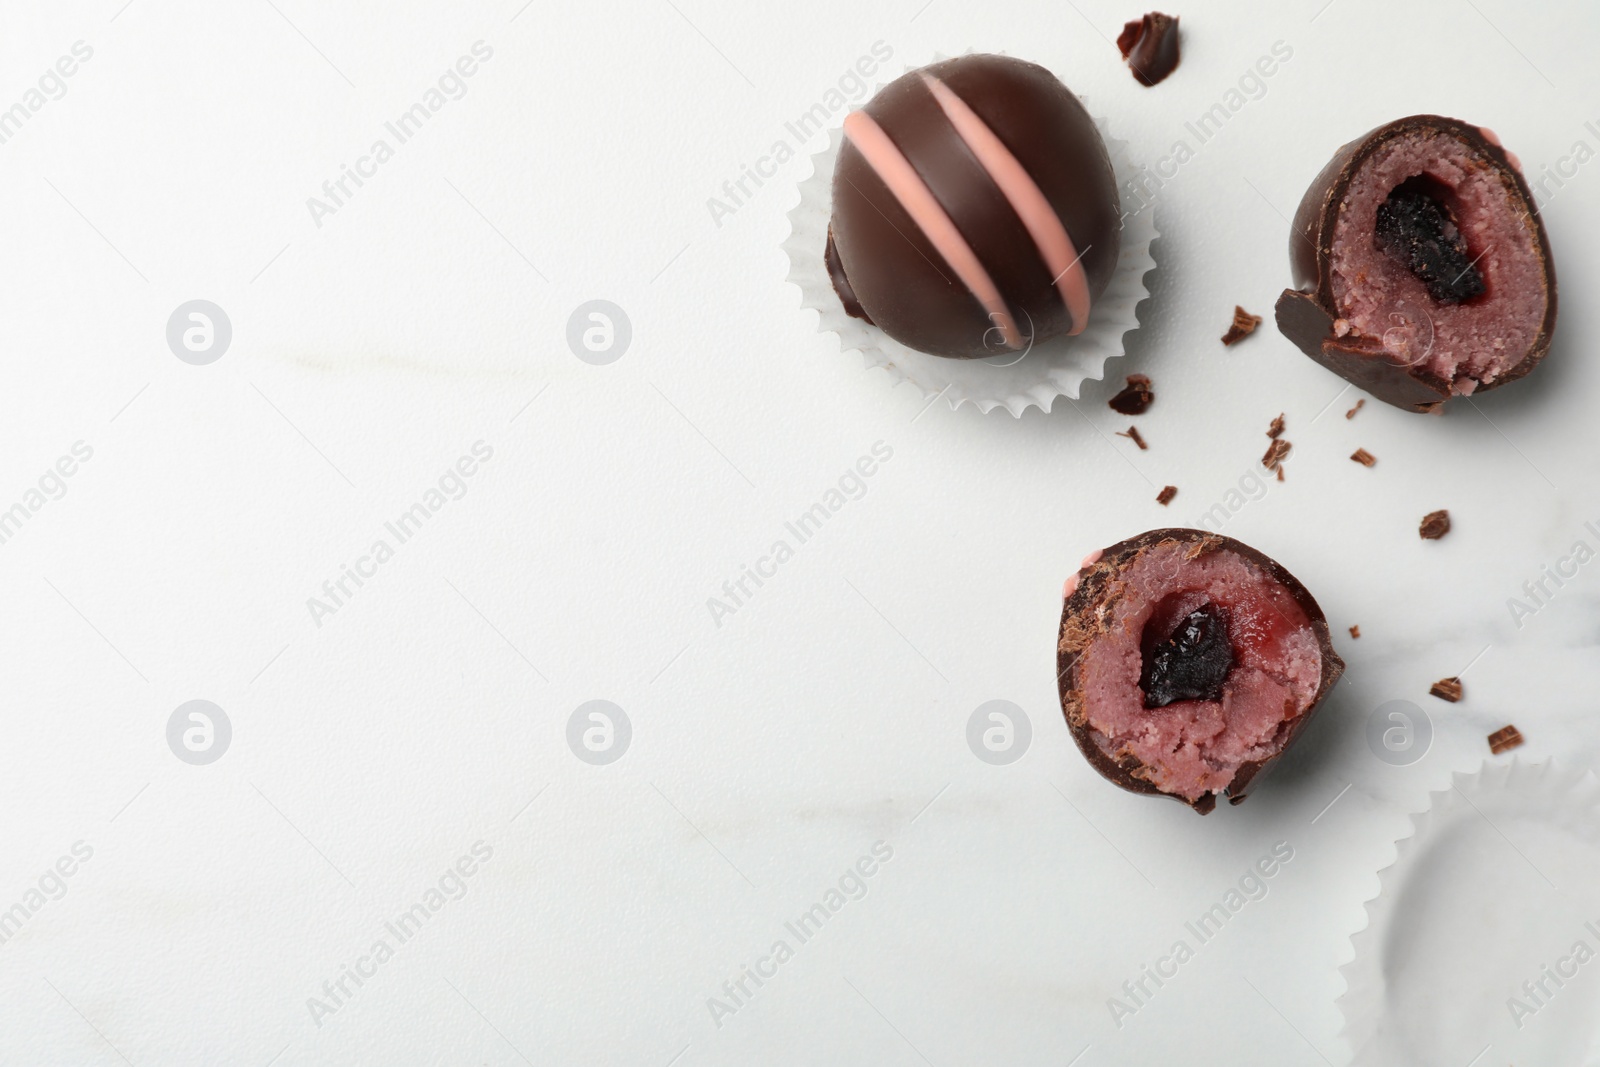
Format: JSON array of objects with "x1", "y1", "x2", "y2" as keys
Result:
[
  {"x1": 1478, "y1": 126, "x2": 1522, "y2": 173},
  {"x1": 842, "y1": 109, "x2": 1023, "y2": 349},
  {"x1": 922, "y1": 74, "x2": 1094, "y2": 335},
  {"x1": 1063, "y1": 549, "x2": 1103, "y2": 598}
]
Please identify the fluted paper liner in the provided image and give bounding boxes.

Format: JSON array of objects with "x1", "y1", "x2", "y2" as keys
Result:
[
  {"x1": 1340, "y1": 759, "x2": 1600, "y2": 1066},
  {"x1": 782, "y1": 66, "x2": 1157, "y2": 418}
]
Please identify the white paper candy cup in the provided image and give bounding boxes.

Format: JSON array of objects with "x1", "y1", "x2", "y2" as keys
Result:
[
  {"x1": 1341, "y1": 759, "x2": 1600, "y2": 1066},
  {"x1": 782, "y1": 76, "x2": 1157, "y2": 418}
]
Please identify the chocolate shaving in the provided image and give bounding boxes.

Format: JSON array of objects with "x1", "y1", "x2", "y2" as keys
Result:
[
  {"x1": 1350, "y1": 448, "x2": 1376, "y2": 467},
  {"x1": 1222, "y1": 306, "x2": 1263, "y2": 346},
  {"x1": 1488, "y1": 724, "x2": 1524, "y2": 755},
  {"x1": 1117, "y1": 425, "x2": 1148, "y2": 450},
  {"x1": 1117, "y1": 11, "x2": 1181, "y2": 87},
  {"x1": 1156, "y1": 485, "x2": 1177, "y2": 506},
  {"x1": 1345, "y1": 399, "x2": 1365, "y2": 419},
  {"x1": 1261, "y1": 416, "x2": 1290, "y2": 478},
  {"x1": 1419, "y1": 510, "x2": 1451, "y2": 540},
  {"x1": 1108, "y1": 374, "x2": 1154, "y2": 415},
  {"x1": 1348, "y1": 625, "x2": 1360, "y2": 639},
  {"x1": 1429, "y1": 676, "x2": 1462, "y2": 702}
]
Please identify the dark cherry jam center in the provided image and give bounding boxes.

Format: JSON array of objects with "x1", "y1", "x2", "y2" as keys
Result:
[
  {"x1": 1375, "y1": 176, "x2": 1485, "y2": 305},
  {"x1": 1140, "y1": 605, "x2": 1234, "y2": 708}
]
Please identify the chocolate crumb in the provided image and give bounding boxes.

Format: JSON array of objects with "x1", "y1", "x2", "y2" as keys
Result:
[
  {"x1": 1267, "y1": 413, "x2": 1285, "y2": 439},
  {"x1": 1262, "y1": 438, "x2": 1292, "y2": 471},
  {"x1": 1419, "y1": 510, "x2": 1451, "y2": 540},
  {"x1": 1351, "y1": 448, "x2": 1376, "y2": 467},
  {"x1": 1156, "y1": 485, "x2": 1177, "y2": 506},
  {"x1": 1488, "y1": 724, "x2": 1524, "y2": 755},
  {"x1": 1276, "y1": 466, "x2": 1284, "y2": 482},
  {"x1": 1117, "y1": 425, "x2": 1148, "y2": 450},
  {"x1": 1222, "y1": 306, "x2": 1263, "y2": 346},
  {"x1": 1108, "y1": 374, "x2": 1154, "y2": 415},
  {"x1": 1349, "y1": 625, "x2": 1360, "y2": 639},
  {"x1": 1430, "y1": 676, "x2": 1463, "y2": 702},
  {"x1": 1116, "y1": 12, "x2": 1181, "y2": 86},
  {"x1": 1345, "y1": 399, "x2": 1365, "y2": 419}
]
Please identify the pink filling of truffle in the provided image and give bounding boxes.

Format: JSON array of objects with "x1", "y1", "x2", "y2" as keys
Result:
[
  {"x1": 1328, "y1": 130, "x2": 1546, "y2": 391},
  {"x1": 1078, "y1": 545, "x2": 1322, "y2": 802}
]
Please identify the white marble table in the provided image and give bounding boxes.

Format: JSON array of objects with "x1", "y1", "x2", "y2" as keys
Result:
[{"x1": 1, "y1": 0, "x2": 1596, "y2": 1063}]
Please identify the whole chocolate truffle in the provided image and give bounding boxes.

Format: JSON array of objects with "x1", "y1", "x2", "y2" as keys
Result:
[
  {"x1": 1057, "y1": 529, "x2": 1343, "y2": 814},
  {"x1": 827, "y1": 54, "x2": 1122, "y2": 359},
  {"x1": 1275, "y1": 115, "x2": 1556, "y2": 413}
]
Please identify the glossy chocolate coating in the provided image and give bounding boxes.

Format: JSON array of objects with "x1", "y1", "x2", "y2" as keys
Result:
[
  {"x1": 828, "y1": 55, "x2": 1121, "y2": 359},
  {"x1": 1274, "y1": 115, "x2": 1557, "y2": 413}
]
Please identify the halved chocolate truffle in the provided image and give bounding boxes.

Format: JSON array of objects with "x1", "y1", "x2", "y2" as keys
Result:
[
  {"x1": 1057, "y1": 529, "x2": 1343, "y2": 813},
  {"x1": 1275, "y1": 116, "x2": 1556, "y2": 413},
  {"x1": 827, "y1": 54, "x2": 1122, "y2": 359}
]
